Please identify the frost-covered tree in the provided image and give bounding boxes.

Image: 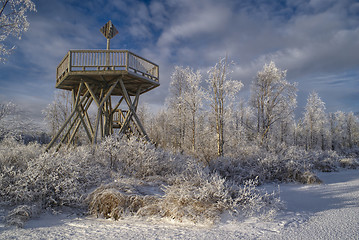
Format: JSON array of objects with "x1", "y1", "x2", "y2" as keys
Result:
[
  {"x1": 0, "y1": 101, "x2": 14, "y2": 121},
  {"x1": 43, "y1": 90, "x2": 89, "y2": 145},
  {"x1": 330, "y1": 111, "x2": 359, "y2": 151},
  {"x1": 206, "y1": 57, "x2": 243, "y2": 157},
  {"x1": 302, "y1": 91, "x2": 328, "y2": 150},
  {"x1": 221, "y1": 100, "x2": 257, "y2": 157},
  {"x1": 182, "y1": 68, "x2": 203, "y2": 153},
  {"x1": 166, "y1": 66, "x2": 204, "y2": 153},
  {"x1": 43, "y1": 90, "x2": 73, "y2": 138},
  {"x1": 0, "y1": 101, "x2": 15, "y2": 137},
  {"x1": 250, "y1": 61, "x2": 297, "y2": 146},
  {"x1": 0, "y1": 100, "x2": 39, "y2": 138},
  {"x1": 146, "y1": 109, "x2": 170, "y2": 148},
  {"x1": 0, "y1": 0, "x2": 36, "y2": 62},
  {"x1": 345, "y1": 112, "x2": 359, "y2": 149},
  {"x1": 167, "y1": 66, "x2": 189, "y2": 150}
]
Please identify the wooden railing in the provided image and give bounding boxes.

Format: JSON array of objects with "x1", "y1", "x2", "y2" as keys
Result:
[{"x1": 56, "y1": 50, "x2": 159, "y2": 83}]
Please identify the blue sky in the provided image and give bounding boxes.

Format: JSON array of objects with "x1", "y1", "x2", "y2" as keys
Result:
[{"x1": 1, "y1": 0, "x2": 359, "y2": 123}]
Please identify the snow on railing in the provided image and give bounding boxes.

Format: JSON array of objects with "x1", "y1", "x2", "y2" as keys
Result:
[{"x1": 56, "y1": 50, "x2": 159, "y2": 83}]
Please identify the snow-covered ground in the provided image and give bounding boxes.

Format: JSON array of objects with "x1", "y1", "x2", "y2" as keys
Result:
[{"x1": 1, "y1": 169, "x2": 359, "y2": 240}]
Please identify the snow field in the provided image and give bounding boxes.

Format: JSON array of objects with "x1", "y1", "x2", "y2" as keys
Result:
[
  {"x1": 1, "y1": 135, "x2": 359, "y2": 240},
  {"x1": 1, "y1": 169, "x2": 359, "y2": 239}
]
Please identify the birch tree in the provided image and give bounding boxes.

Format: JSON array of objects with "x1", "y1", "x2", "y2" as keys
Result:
[
  {"x1": 206, "y1": 57, "x2": 243, "y2": 157},
  {"x1": 43, "y1": 90, "x2": 73, "y2": 138},
  {"x1": 0, "y1": 101, "x2": 14, "y2": 121},
  {"x1": 302, "y1": 91, "x2": 328, "y2": 150},
  {"x1": 167, "y1": 66, "x2": 189, "y2": 150},
  {"x1": 345, "y1": 112, "x2": 359, "y2": 149},
  {"x1": 0, "y1": 101, "x2": 38, "y2": 138},
  {"x1": 183, "y1": 68, "x2": 203, "y2": 153},
  {"x1": 0, "y1": 0, "x2": 36, "y2": 62},
  {"x1": 166, "y1": 66, "x2": 204, "y2": 153},
  {"x1": 330, "y1": 111, "x2": 359, "y2": 151},
  {"x1": 250, "y1": 61, "x2": 297, "y2": 146}
]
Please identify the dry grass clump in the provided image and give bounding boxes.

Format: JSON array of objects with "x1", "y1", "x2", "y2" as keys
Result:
[
  {"x1": 297, "y1": 171, "x2": 322, "y2": 184},
  {"x1": 87, "y1": 182, "x2": 160, "y2": 220},
  {"x1": 284, "y1": 169, "x2": 321, "y2": 184}
]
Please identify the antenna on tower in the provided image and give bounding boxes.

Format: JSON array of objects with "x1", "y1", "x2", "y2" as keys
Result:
[{"x1": 100, "y1": 20, "x2": 119, "y2": 50}]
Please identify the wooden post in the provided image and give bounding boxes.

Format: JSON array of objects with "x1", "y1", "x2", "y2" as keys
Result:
[
  {"x1": 126, "y1": 51, "x2": 129, "y2": 72},
  {"x1": 93, "y1": 80, "x2": 119, "y2": 144},
  {"x1": 119, "y1": 79, "x2": 149, "y2": 141}
]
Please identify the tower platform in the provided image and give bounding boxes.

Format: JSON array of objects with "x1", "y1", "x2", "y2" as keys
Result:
[{"x1": 56, "y1": 50, "x2": 159, "y2": 95}]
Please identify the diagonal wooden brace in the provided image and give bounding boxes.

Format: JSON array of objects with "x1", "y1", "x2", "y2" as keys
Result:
[{"x1": 118, "y1": 79, "x2": 149, "y2": 141}]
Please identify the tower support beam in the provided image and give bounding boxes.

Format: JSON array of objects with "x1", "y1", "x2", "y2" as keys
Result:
[{"x1": 46, "y1": 77, "x2": 151, "y2": 151}]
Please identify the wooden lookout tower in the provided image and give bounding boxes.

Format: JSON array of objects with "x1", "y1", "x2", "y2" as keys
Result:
[{"x1": 46, "y1": 21, "x2": 159, "y2": 151}]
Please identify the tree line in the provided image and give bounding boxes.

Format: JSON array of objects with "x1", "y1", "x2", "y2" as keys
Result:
[
  {"x1": 140, "y1": 59, "x2": 359, "y2": 162},
  {"x1": 1, "y1": 58, "x2": 358, "y2": 161}
]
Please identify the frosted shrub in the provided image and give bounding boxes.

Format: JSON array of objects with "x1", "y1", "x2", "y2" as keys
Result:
[
  {"x1": 0, "y1": 136, "x2": 43, "y2": 171},
  {"x1": 158, "y1": 172, "x2": 279, "y2": 223},
  {"x1": 0, "y1": 137, "x2": 44, "y2": 202},
  {"x1": 87, "y1": 171, "x2": 280, "y2": 224},
  {"x1": 0, "y1": 144, "x2": 110, "y2": 208},
  {"x1": 231, "y1": 177, "x2": 281, "y2": 218},
  {"x1": 5, "y1": 204, "x2": 40, "y2": 228},
  {"x1": 5, "y1": 205, "x2": 32, "y2": 228},
  {"x1": 304, "y1": 150, "x2": 339, "y2": 172},
  {"x1": 341, "y1": 147, "x2": 359, "y2": 158},
  {"x1": 208, "y1": 156, "x2": 257, "y2": 184},
  {"x1": 159, "y1": 173, "x2": 230, "y2": 223},
  {"x1": 0, "y1": 135, "x2": 195, "y2": 210},
  {"x1": 339, "y1": 158, "x2": 359, "y2": 169},
  {"x1": 97, "y1": 136, "x2": 194, "y2": 180},
  {"x1": 209, "y1": 146, "x2": 322, "y2": 184},
  {"x1": 1, "y1": 135, "x2": 281, "y2": 225}
]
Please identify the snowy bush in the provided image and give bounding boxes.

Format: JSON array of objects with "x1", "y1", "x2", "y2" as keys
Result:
[
  {"x1": 159, "y1": 173, "x2": 231, "y2": 223},
  {"x1": 0, "y1": 136, "x2": 43, "y2": 171},
  {"x1": 0, "y1": 136, "x2": 198, "y2": 209},
  {"x1": 0, "y1": 143, "x2": 110, "y2": 208},
  {"x1": 159, "y1": 173, "x2": 280, "y2": 223},
  {"x1": 87, "y1": 172, "x2": 280, "y2": 224},
  {"x1": 340, "y1": 147, "x2": 359, "y2": 158},
  {"x1": 208, "y1": 146, "x2": 323, "y2": 185},
  {"x1": 339, "y1": 158, "x2": 359, "y2": 169},
  {"x1": 98, "y1": 136, "x2": 193, "y2": 180},
  {"x1": 1, "y1": 135, "x2": 282, "y2": 225},
  {"x1": 311, "y1": 150, "x2": 340, "y2": 172}
]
